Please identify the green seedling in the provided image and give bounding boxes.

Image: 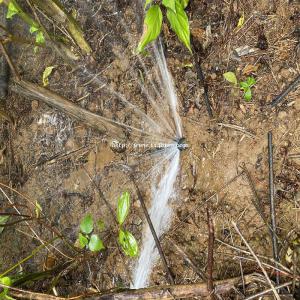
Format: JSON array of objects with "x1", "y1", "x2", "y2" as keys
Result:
[
  {"x1": 0, "y1": 276, "x2": 14, "y2": 300},
  {"x1": 239, "y1": 76, "x2": 256, "y2": 101},
  {"x1": 76, "y1": 214, "x2": 105, "y2": 253},
  {"x1": 138, "y1": 0, "x2": 191, "y2": 53},
  {"x1": 117, "y1": 192, "x2": 138, "y2": 257},
  {"x1": 223, "y1": 71, "x2": 256, "y2": 101}
]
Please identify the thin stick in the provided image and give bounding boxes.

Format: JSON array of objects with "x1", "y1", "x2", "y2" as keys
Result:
[
  {"x1": 268, "y1": 131, "x2": 280, "y2": 285},
  {"x1": 131, "y1": 176, "x2": 175, "y2": 285},
  {"x1": 0, "y1": 40, "x2": 20, "y2": 80},
  {"x1": 232, "y1": 221, "x2": 281, "y2": 300},
  {"x1": 244, "y1": 281, "x2": 293, "y2": 300},
  {"x1": 270, "y1": 75, "x2": 300, "y2": 107},
  {"x1": 191, "y1": 37, "x2": 213, "y2": 118},
  {"x1": 206, "y1": 207, "x2": 215, "y2": 299}
]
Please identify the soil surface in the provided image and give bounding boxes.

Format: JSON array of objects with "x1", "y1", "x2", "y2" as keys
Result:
[{"x1": 0, "y1": 0, "x2": 299, "y2": 299}]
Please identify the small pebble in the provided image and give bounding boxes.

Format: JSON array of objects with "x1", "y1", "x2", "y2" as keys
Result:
[
  {"x1": 31, "y1": 100, "x2": 39, "y2": 111},
  {"x1": 278, "y1": 111, "x2": 287, "y2": 119}
]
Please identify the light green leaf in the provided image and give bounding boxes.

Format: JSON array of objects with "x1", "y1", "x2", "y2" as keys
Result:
[
  {"x1": 137, "y1": 5, "x2": 162, "y2": 53},
  {"x1": 162, "y1": 0, "x2": 176, "y2": 13},
  {"x1": 80, "y1": 214, "x2": 93, "y2": 234},
  {"x1": 88, "y1": 234, "x2": 104, "y2": 252},
  {"x1": 180, "y1": 0, "x2": 189, "y2": 8},
  {"x1": 29, "y1": 24, "x2": 39, "y2": 34},
  {"x1": 246, "y1": 76, "x2": 256, "y2": 87},
  {"x1": 42, "y1": 66, "x2": 55, "y2": 87},
  {"x1": 118, "y1": 229, "x2": 138, "y2": 257},
  {"x1": 35, "y1": 31, "x2": 45, "y2": 44},
  {"x1": 117, "y1": 191, "x2": 130, "y2": 226},
  {"x1": 244, "y1": 88, "x2": 252, "y2": 101},
  {"x1": 78, "y1": 233, "x2": 89, "y2": 249},
  {"x1": 166, "y1": 0, "x2": 191, "y2": 52},
  {"x1": 35, "y1": 201, "x2": 42, "y2": 218},
  {"x1": 239, "y1": 81, "x2": 249, "y2": 90},
  {"x1": 0, "y1": 216, "x2": 9, "y2": 234},
  {"x1": 0, "y1": 276, "x2": 12, "y2": 298},
  {"x1": 6, "y1": 1, "x2": 19, "y2": 19},
  {"x1": 223, "y1": 71, "x2": 238, "y2": 85}
]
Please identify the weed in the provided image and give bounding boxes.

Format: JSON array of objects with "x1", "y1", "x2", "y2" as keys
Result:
[{"x1": 138, "y1": 0, "x2": 191, "y2": 53}]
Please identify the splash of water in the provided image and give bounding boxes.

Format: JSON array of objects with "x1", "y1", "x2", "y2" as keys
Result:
[{"x1": 132, "y1": 148, "x2": 180, "y2": 288}]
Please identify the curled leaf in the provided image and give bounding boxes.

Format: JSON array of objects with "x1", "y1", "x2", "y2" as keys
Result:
[
  {"x1": 78, "y1": 233, "x2": 89, "y2": 249},
  {"x1": 6, "y1": 1, "x2": 19, "y2": 19},
  {"x1": 118, "y1": 229, "x2": 138, "y2": 257},
  {"x1": 137, "y1": 5, "x2": 162, "y2": 53},
  {"x1": 42, "y1": 66, "x2": 56, "y2": 86},
  {"x1": 117, "y1": 191, "x2": 130, "y2": 225},
  {"x1": 223, "y1": 71, "x2": 238, "y2": 85}
]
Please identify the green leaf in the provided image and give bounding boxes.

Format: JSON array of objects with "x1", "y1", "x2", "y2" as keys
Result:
[
  {"x1": 29, "y1": 24, "x2": 39, "y2": 34},
  {"x1": 42, "y1": 66, "x2": 55, "y2": 87},
  {"x1": 223, "y1": 72, "x2": 238, "y2": 85},
  {"x1": 35, "y1": 31, "x2": 45, "y2": 44},
  {"x1": 35, "y1": 201, "x2": 42, "y2": 218},
  {"x1": 162, "y1": 0, "x2": 176, "y2": 13},
  {"x1": 239, "y1": 81, "x2": 249, "y2": 90},
  {"x1": 246, "y1": 76, "x2": 256, "y2": 87},
  {"x1": 0, "y1": 216, "x2": 9, "y2": 234},
  {"x1": 88, "y1": 234, "x2": 104, "y2": 252},
  {"x1": 118, "y1": 229, "x2": 138, "y2": 257},
  {"x1": 80, "y1": 214, "x2": 93, "y2": 234},
  {"x1": 117, "y1": 191, "x2": 130, "y2": 226},
  {"x1": 78, "y1": 233, "x2": 89, "y2": 249},
  {"x1": 6, "y1": 1, "x2": 19, "y2": 19},
  {"x1": 180, "y1": 0, "x2": 189, "y2": 8},
  {"x1": 137, "y1": 5, "x2": 162, "y2": 53},
  {"x1": 166, "y1": 0, "x2": 191, "y2": 52},
  {"x1": 0, "y1": 276, "x2": 12, "y2": 298},
  {"x1": 244, "y1": 88, "x2": 252, "y2": 101}
]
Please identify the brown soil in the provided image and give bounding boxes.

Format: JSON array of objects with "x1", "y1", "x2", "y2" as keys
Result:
[{"x1": 0, "y1": 0, "x2": 299, "y2": 298}]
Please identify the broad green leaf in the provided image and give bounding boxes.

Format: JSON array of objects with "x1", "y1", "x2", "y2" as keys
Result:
[
  {"x1": 144, "y1": 0, "x2": 152, "y2": 9},
  {"x1": 35, "y1": 31, "x2": 45, "y2": 44},
  {"x1": 0, "y1": 276, "x2": 12, "y2": 298},
  {"x1": 166, "y1": 0, "x2": 191, "y2": 52},
  {"x1": 118, "y1": 229, "x2": 138, "y2": 257},
  {"x1": 244, "y1": 88, "x2": 252, "y2": 101},
  {"x1": 42, "y1": 66, "x2": 55, "y2": 87},
  {"x1": 180, "y1": 0, "x2": 189, "y2": 8},
  {"x1": 80, "y1": 214, "x2": 93, "y2": 234},
  {"x1": 239, "y1": 81, "x2": 249, "y2": 90},
  {"x1": 0, "y1": 216, "x2": 9, "y2": 234},
  {"x1": 117, "y1": 191, "x2": 130, "y2": 225},
  {"x1": 29, "y1": 24, "x2": 39, "y2": 34},
  {"x1": 223, "y1": 72, "x2": 238, "y2": 85},
  {"x1": 78, "y1": 233, "x2": 89, "y2": 249},
  {"x1": 6, "y1": 1, "x2": 19, "y2": 19},
  {"x1": 246, "y1": 76, "x2": 256, "y2": 87},
  {"x1": 137, "y1": 5, "x2": 162, "y2": 53},
  {"x1": 162, "y1": 0, "x2": 176, "y2": 13},
  {"x1": 35, "y1": 201, "x2": 42, "y2": 218},
  {"x1": 88, "y1": 234, "x2": 104, "y2": 252}
]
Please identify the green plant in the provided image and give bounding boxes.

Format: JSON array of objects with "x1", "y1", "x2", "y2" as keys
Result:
[
  {"x1": 117, "y1": 192, "x2": 138, "y2": 257},
  {"x1": 223, "y1": 72, "x2": 256, "y2": 102},
  {"x1": 76, "y1": 214, "x2": 105, "y2": 252},
  {"x1": 138, "y1": 0, "x2": 191, "y2": 53},
  {"x1": 0, "y1": 276, "x2": 14, "y2": 300}
]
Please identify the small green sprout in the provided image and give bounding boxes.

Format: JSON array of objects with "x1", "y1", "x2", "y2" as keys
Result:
[
  {"x1": 223, "y1": 71, "x2": 256, "y2": 102},
  {"x1": 0, "y1": 276, "x2": 14, "y2": 300},
  {"x1": 76, "y1": 214, "x2": 105, "y2": 253},
  {"x1": 239, "y1": 76, "x2": 256, "y2": 101},
  {"x1": 117, "y1": 192, "x2": 138, "y2": 257}
]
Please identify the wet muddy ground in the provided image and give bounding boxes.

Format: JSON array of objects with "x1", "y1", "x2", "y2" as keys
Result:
[{"x1": 0, "y1": 0, "x2": 299, "y2": 298}]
